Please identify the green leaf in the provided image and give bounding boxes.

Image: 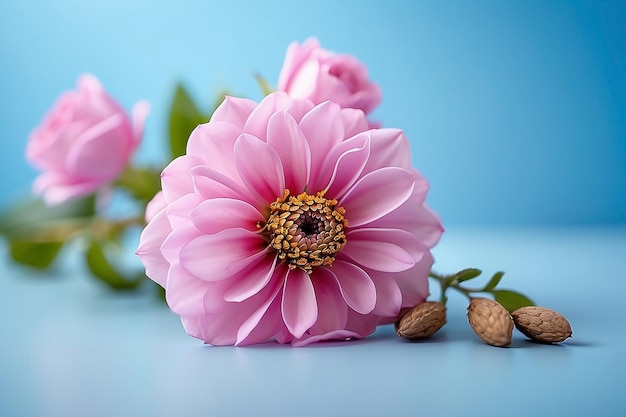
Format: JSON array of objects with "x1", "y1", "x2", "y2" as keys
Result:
[
  {"x1": 455, "y1": 268, "x2": 482, "y2": 283},
  {"x1": 8, "y1": 239, "x2": 64, "y2": 269},
  {"x1": 115, "y1": 165, "x2": 163, "y2": 204},
  {"x1": 492, "y1": 289, "x2": 535, "y2": 312},
  {"x1": 254, "y1": 72, "x2": 274, "y2": 96},
  {"x1": 85, "y1": 240, "x2": 144, "y2": 291},
  {"x1": 482, "y1": 271, "x2": 505, "y2": 292},
  {"x1": 168, "y1": 83, "x2": 208, "y2": 159}
]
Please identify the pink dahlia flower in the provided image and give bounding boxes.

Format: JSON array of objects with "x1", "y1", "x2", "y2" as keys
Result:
[
  {"x1": 26, "y1": 74, "x2": 150, "y2": 205},
  {"x1": 277, "y1": 37, "x2": 382, "y2": 116},
  {"x1": 137, "y1": 92, "x2": 442, "y2": 346}
]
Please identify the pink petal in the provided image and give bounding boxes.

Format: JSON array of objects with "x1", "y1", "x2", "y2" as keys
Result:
[
  {"x1": 160, "y1": 155, "x2": 204, "y2": 204},
  {"x1": 144, "y1": 191, "x2": 166, "y2": 222},
  {"x1": 340, "y1": 107, "x2": 370, "y2": 139},
  {"x1": 365, "y1": 188, "x2": 444, "y2": 249},
  {"x1": 394, "y1": 251, "x2": 433, "y2": 309},
  {"x1": 415, "y1": 205, "x2": 444, "y2": 248},
  {"x1": 190, "y1": 198, "x2": 262, "y2": 234},
  {"x1": 234, "y1": 133, "x2": 285, "y2": 205},
  {"x1": 160, "y1": 221, "x2": 202, "y2": 266},
  {"x1": 223, "y1": 254, "x2": 277, "y2": 302},
  {"x1": 136, "y1": 208, "x2": 171, "y2": 287},
  {"x1": 165, "y1": 262, "x2": 211, "y2": 316},
  {"x1": 66, "y1": 113, "x2": 127, "y2": 179},
  {"x1": 277, "y1": 37, "x2": 321, "y2": 91},
  {"x1": 367, "y1": 270, "x2": 403, "y2": 317},
  {"x1": 243, "y1": 91, "x2": 293, "y2": 139},
  {"x1": 323, "y1": 260, "x2": 376, "y2": 314},
  {"x1": 181, "y1": 272, "x2": 283, "y2": 346},
  {"x1": 342, "y1": 228, "x2": 423, "y2": 272},
  {"x1": 179, "y1": 228, "x2": 266, "y2": 281},
  {"x1": 343, "y1": 308, "x2": 381, "y2": 337},
  {"x1": 308, "y1": 268, "x2": 348, "y2": 334},
  {"x1": 210, "y1": 96, "x2": 257, "y2": 128},
  {"x1": 340, "y1": 167, "x2": 415, "y2": 227},
  {"x1": 281, "y1": 268, "x2": 318, "y2": 338},
  {"x1": 320, "y1": 132, "x2": 370, "y2": 199},
  {"x1": 33, "y1": 173, "x2": 100, "y2": 206},
  {"x1": 292, "y1": 329, "x2": 361, "y2": 347},
  {"x1": 235, "y1": 267, "x2": 286, "y2": 345},
  {"x1": 180, "y1": 313, "x2": 237, "y2": 346},
  {"x1": 186, "y1": 121, "x2": 242, "y2": 180},
  {"x1": 190, "y1": 165, "x2": 248, "y2": 200},
  {"x1": 283, "y1": 59, "x2": 320, "y2": 99},
  {"x1": 298, "y1": 101, "x2": 344, "y2": 182},
  {"x1": 362, "y1": 128, "x2": 412, "y2": 174},
  {"x1": 163, "y1": 193, "x2": 203, "y2": 229},
  {"x1": 266, "y1": 111, "x2": 311, "y2": 193}
]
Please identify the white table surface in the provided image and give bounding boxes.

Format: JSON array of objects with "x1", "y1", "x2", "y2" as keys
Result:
[{"x1": 1, "y1": 226, "x2": 625, "y2": 417}]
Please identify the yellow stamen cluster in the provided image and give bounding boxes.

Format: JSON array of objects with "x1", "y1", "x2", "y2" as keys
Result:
[{"x1": 261, "y1": 190, "x2": 348, "y2": 274}]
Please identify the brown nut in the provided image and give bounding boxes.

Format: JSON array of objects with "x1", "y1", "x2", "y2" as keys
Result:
[
  {"x1": 511, "y1": 306, "x2": 572, "y2": 343},
  {"x1": 467, "y1": 298, "x2": 513, "y2": 347},
  {"x1": 395, "y1": 301, "x2": 447, "y2": 340}
]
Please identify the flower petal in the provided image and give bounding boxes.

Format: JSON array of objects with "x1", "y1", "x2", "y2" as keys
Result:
[
  {"x1": 324, "y1": 260, "x2": 376, "y2": 314},
  {"x1": 340, "y1": 107, "x2": 369, "y2": 139},
  {"x1": 320, "y1": 132, "x2": 370, "y2": 198},
  {"x1": 394, "y1": 251, "x2": 433, "y2": 310},
  {"x1": 308, "y1": 267, "x2": 348, "y2": 334},
  {"x1": 190, "y1": 165, "x2": 249, "y2": 201},
  {"x1": 190, "y1": 198, "x2": 262, "y2": 234},
  {"x1": 160, "y1": 155, "x2": 204, "y2": 204},
  {"x1": 235, "y1": 264, "x2": 287, "y2": 345},
  {"x1": 66, "y1": 113, "x2": 127, "y2": 179},
  {"x1": 211, "y1": 96, "x2": 257, "y2": 128},
  {"x1": 281, "y1": 268, "x2": 318, "y2": 338},
  {"x1": 367, "y1": 270, "x2": 403, "y2": 317},
  {"x1": 342, "y1": 228, "x2": 423, "y2": 272},
  {"x1": 186, "y1": 121, "x2": 242, "y2": 180},
  {"x1": 243, "y1": 91, "x2": 292, "y2": 139},
  {"x1": 163, "y1": 193, "x2": 203, "y2": 229},
  {"x1": 223, "y1": 253, "x2": 277, "y2": 302},
  {"x1": 165, "y1": 262, "x2": 212, "y2": 316},
  {"x1": 298, "y1": 101, "x2": 344, "y2": 181},
  {"x1": 340, "y1": 167, "x2": 415, "y2": 227},
  {"x1": 136, "y1": 208, "x2": 171, "y2": 287},
  {"x1": 363, "y1": 128, "x2": 412, "y2": 173},
  {"x1": 234, "y1": 133, "x2": 285, "y2": 205},
  {"x1": 266, "y1": 110, "x2": 311, "y2": 193},
  {"x1": 179, "y1": 228, "x2": 266, "y2": 281}
]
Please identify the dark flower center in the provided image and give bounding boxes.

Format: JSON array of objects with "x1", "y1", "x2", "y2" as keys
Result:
[{"x1": 260, "y1": 190, "x2": 348, "y2": 274}]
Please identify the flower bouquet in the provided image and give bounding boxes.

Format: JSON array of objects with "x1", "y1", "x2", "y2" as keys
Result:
[{"x1": 1, "y1": 38, "x2": 571, "y2": 347}]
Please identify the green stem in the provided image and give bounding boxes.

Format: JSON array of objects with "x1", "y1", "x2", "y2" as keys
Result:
[{"x1": 428, "y1": 271, "x2": 474, "y2": 305}]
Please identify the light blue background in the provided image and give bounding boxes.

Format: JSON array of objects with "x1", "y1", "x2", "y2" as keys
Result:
[{"x1": 1, "y1": 0, "x2": 625, "y2": 225}]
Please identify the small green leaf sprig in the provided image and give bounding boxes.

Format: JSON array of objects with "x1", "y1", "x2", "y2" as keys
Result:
[{"x1": 429, "y1": 268, "x2": 534, "y2": 312}]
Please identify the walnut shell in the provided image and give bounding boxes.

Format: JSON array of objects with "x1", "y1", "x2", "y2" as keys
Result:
[
  {"x1": 467, "y1": 298, "x2": 513, "y2": 347},
  {"x1": 395, "y1": 301, "x2": 447, "y2": 340},
  {"x1": 511, "y1": 306, "x2": 572, "y2": 343}
]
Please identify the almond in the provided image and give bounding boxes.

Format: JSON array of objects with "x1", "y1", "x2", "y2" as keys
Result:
[
  {"x1": 467, "y1": 298, "x2": 513, "y2": 347},
  {"x1": 511, "y1": 306, "x2": 572, "y2": 343},
  {"x1": 395, "y1": 301, "x2": 447, "y2": 340}
]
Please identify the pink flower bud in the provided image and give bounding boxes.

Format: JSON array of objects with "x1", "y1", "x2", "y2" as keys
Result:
[
  {"x1": 26, "y1": 74, "x2": 150, "y2": 205},
  {"x1": 277, "y1": 38, "x2": 381, "y2": 116}
]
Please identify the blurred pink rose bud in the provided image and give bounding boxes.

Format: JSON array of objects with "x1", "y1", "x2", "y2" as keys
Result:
[
  {"x1": 26, "y1": 74, "x2": 150, "y2": 205},
  {"x1": 277, "y1": 37, "x2": 382, "y2": 116}
]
